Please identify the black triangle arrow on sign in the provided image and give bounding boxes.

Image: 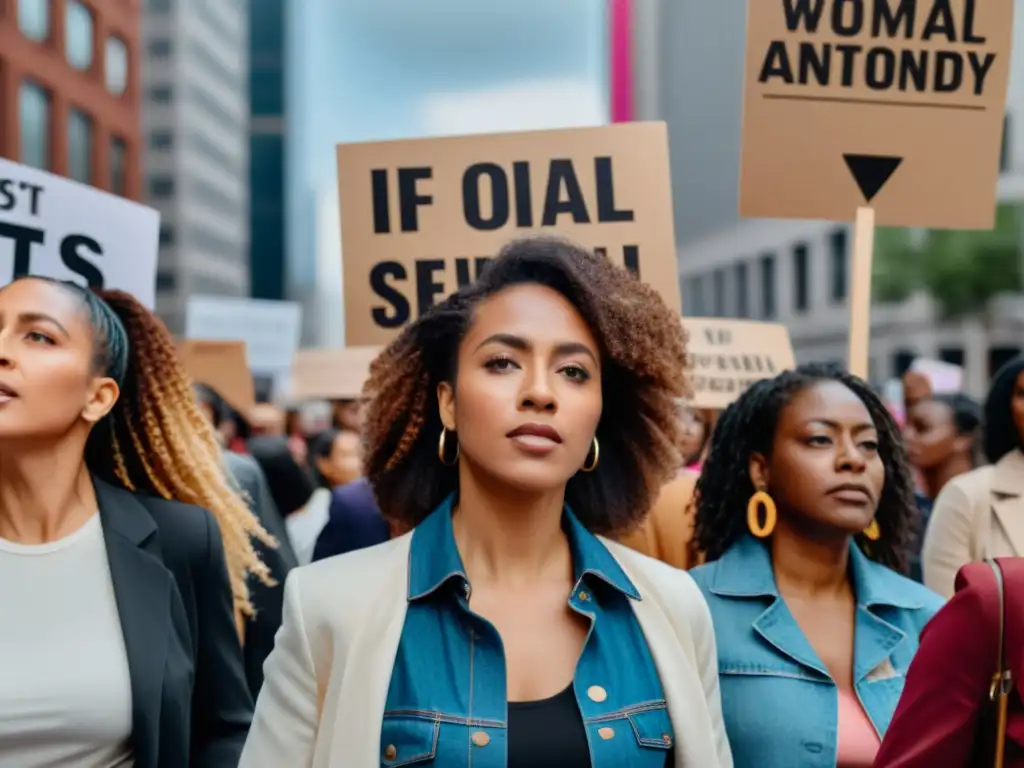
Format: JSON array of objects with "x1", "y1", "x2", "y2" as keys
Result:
[{"x1": 843, "y1": 154, "x2": 904, "y2": 203}]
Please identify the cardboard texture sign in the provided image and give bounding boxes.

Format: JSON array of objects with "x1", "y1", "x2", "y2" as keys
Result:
[
  {"x1": 684, "y1": 318, "x2": 796, "y2": 409},
  {"x1": 739, "y1": 0, "x2": 1013, "y2": 229},
  {"x1": 289, "y1": 347, "x2": 382, "y2": 401},
  {"x1": 178, "y1": 340, "x2": 256, "y2": 418},
  {"x1": 337, "y1": 122, "x2": 679, "y2": 346}
]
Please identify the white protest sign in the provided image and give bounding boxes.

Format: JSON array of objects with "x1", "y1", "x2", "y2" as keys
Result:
[
  {"x1": 185, "y1": 296, "x2": 303, "y2": 377},
  {"x1": 0, "y1": 158, "x2": 159, "y2": 306}
]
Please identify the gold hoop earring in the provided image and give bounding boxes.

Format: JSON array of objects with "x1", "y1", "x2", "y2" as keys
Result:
[
  {"x1": 863, "y1": 518, "x2": 881, "y2": 541},
  {"x1": 437, "y1": 427, "x2": 459, "y2": 466},
  {"x1": 581, "y1": 436, "x2": 599, "y2": 472},
  {"x1": 747, "y1": 490, "x2": 776, "y2": 538}
]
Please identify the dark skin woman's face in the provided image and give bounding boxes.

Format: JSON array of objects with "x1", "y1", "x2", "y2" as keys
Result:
[
  {"x1": 751, "y1": 380, "x2": 884, "y2": 537},
  {"x1": 437, "y1": 283, "x2": 603, "y2": 493},
  {"x1": 904, "y1": 400, "x2": 963, "y2": 470},
  {"x1": 1012, "y1": 371, "x2": 1024, "y2": 442},
  {"x1": 0, "y1": 279, "x2": 119, "y2": 439}
]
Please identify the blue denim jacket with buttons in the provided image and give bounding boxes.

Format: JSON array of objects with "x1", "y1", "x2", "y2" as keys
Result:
[
  {"x1": 379, "y1": 495, "x2": 675, "y2": 767},
  {"x1": 689, "y1": 535, "x2": 944, "y2": 768}
]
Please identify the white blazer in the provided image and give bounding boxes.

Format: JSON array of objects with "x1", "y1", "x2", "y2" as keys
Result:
[{"x1": 239, "y1": 533, "x2": 733, "y2": 768}]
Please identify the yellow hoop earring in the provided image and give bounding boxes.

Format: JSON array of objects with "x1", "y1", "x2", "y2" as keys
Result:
[
  {"x1": 581, "y1": 436, "x2": 599, "y2": 472},
  {"x1": 747, "y1": 490, "x2": 776, "y2": 538},
  {"x1": 438, "y1": 428, "x2": 459, "y2": 466},
  {"x1": 863, "y1": 518, "x2": 881, "y2": 541}
]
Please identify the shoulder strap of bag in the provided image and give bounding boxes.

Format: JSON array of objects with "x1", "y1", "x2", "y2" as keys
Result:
[{"x1": 987, "y1": 558, "x2": 1013, "y2": 768}]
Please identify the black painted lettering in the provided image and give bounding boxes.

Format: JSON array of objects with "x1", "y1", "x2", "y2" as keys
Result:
[
  {"x1": 595, "y1": 157, "x2": 634, "y2": 222},
  {"x1": 462, "y1": 163, "x2": 510, "y2": 231},
  {"x1": 22, "y1": 183, "x2": 43, "y2": 216},
  {"x1": 898, "y1": 49, "x2": 928, "y2": 91},
  {"x1": 872, "y1": 0, "x2": 915, "y2": 38},
  {"x1": 512, "y1": 161, "x2": 533, "y2": 227},
  {"x1": 836, "y1": 44, "x2": 863, "y2": 86},
  {"x1": 415, "y1": 259, "x2": 446, "y2": 315},
  {"x1": 0, "y1": 221, "x2": 44, "y2": 278},
  {"x1": 59, "y1": 234, "x2": 104, "y2": 288},
  {"x1": 371, "y1": 169, "x2": 390, "y2": 234},
  {"x1": 541, "y1": 160, "x2": 590, "y2": 226},
  {"x1": 922, "y1": 0, "x2": 956, "y2": 42},
  {"x1": 397, "y1": 167, "x2": 433, "y2": 233},
  {"x1": 622, "y1": 245, "x2": 640, "y2": 277},
  {"x1": 799, "y1": 42, "x2": 831, "y2": 85},
  {"x1": 783, "y1": 0, "x2": 825, "y2": 31},
  {"x1": 369, "y1": 262, "x2": 410, "y2": 327},
  {"x1": 866, "y1": 47, "x2": 896, "y2": 89},
  {"x1": 831, "y1": 0, "x2": 864, "y2": 37},
  {"x1": 934, "y1": 50, "x2": 963, "y2": 92},
  {"x1": 969, "y1": 52, "x2": 996, "y2": 95},
  {"x1": 455, "y1": 257, "x2": 473, "y2": 288},
  {"x1": 963, "y1": 0, "x2": 985, "y2": 43},
  {"x1": 759, "y1": 41, "x2": 795, "y2": 84},
  {"x1": 0, "y1": 180, "x2": 14, "y2": 211}
]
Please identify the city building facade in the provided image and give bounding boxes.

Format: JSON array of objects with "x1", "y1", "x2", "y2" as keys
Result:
[
  {"x1": 0, "y1": 0, "x2": 142, "y2": 199},
  {"x1": 142, "y1": 0, "x2": 249, "y2": 334}
]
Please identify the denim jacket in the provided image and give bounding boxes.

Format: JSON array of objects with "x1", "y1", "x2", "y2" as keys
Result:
[
  {"x1": 689, "y1": 535, "x2": 944, "y2": 768},
  {"x1": 381, "y1": 496, "x2": 675, "y2": 768}
]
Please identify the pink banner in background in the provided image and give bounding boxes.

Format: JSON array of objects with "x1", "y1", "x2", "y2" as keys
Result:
[{"x1": 609, "y1": 0, "x2": 634, "y2": 123}]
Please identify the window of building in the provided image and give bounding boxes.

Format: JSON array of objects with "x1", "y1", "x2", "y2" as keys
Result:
[
  {"x1": 67, "y1": 108, "x2": 93, "y2": 183},
  {"x1": 939, "y1": 347, "x2": 965, "y2": 368},
  {"x1": 1001, "y1": 113, "x2": 1012, "y2": 173},
  {"x1": 18, "y1": 81, "x2": 50, "y2": 170},
  {"x1": 990, "y1": 347, "x2": 1021, "y2": 379},
  {"x1": 148, "y1": 39, "x2": 172, "y2": 57},
  {"x1": 149, "y1": 86, "x2": 173, "y2": 103},
  {"x1": 159, "y1": 225, "x2": 175, "y2": 246},
  {"x1": 149, "y1": 175, "x2": 175, "y2": 197},
  {"x1": 17, "y1": 0, "x2": 49, "y2": 42},
  {"x1": 156, "y1": 271, "x2": 176, "y2": 290},
  {"x1": 712, "y1": 269, "x2": 727, "y2": 317},
  {"x1": 688, "y1": 275, "x2": 706, "y2": 316},
  {"x1": 759, "y1": 253, "x2": 777, "y2": 319},
  {"x1": 734, "y1": 261, "x2": 749, "y2": 318},
  {"x1": 110, "y1": 137, "x2": 127, "y2": 196},
  {"x1": 829, "y1": 227, "x2": 849, "y2": 302},
  {"x1": 105, "y1": 37, "x2": 128, "y2": 96},
  {"x1": 892, "y1": 349, "x2": 917, "y2": 378},
  {"x1": 793, "y1": 242, "x2": 810, "y2": 312},
  {"x1": 150, "y1": 131, "x2": 174, "y2": 150},
  {"x1": 65, "y1": 0, "x2": 94, "y2": 71}
]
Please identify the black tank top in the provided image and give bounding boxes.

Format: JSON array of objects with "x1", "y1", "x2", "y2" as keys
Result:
[{"x1": 506, "y1": 685, "x2": 674, "y2": 767}]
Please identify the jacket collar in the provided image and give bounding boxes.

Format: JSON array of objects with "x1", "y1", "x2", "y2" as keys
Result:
[
  {"x1": 407, "y1": 494, "x2": 640, "y2": 601},
  {"x1": 708, "y1": 534, "x2": 926, "y2": 610},
  {"x1": 992, "y1": 449, "x2": 1024, "y2": 497}
]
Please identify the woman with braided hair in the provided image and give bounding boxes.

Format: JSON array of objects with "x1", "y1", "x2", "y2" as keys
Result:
[
  {"x1": 688, "y1": 364, "x2": 943, "y2": 768},
  {"x1": 241, "y1": 235, "x2": 731, "y2": 768},
  {"x1": 0, "y1": 276, "x2": 269, "y2": 767}
]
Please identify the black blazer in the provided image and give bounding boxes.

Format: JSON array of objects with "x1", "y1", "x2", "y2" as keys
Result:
[{"x1": 95, "y1": 477, "x2": 253, "y2": 768}]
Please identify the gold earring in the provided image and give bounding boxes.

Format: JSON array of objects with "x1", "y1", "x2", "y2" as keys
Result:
[
  {"x1": 863, "y1": 518, "x2": 881, "y2": 541},
  {"x1": 437, "y1": 427, "x2": 459, "y2": 466},
  {"x1": 747, "y1": 489, "x2": 776, "y2": 538},
  {"x1": 581, "y1": 436, "x2": 599, "y2": 472}
]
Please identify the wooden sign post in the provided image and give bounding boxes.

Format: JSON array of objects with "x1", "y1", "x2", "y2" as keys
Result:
[{"x1": 739, "y1": 0, "x2": 1014, "y2": 379}]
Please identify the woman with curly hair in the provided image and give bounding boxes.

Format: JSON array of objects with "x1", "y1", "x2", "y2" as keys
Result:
[
  {"x1": 688, "y1": 364, "x2": 943, "y2": 768},
  {"x1": 0, "y1": 277, "x2": 270, "y2": 767},
  {"x1": 241, "y1": 236, "x2": 732, "y2": 768}
]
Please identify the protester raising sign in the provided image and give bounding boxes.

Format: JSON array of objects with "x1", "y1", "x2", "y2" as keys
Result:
[
  {"x1": 683, "y1": 318, "x2": 797, "y2": 409},
  {"x1": 0, "y1": 158, "x2": 159, "y2": 306},
  {"x1": 336, "y1": 123, "x2": 679, "y2": 346},
  {"x1": 740, "y1": 0, "x2": 1013, "y2": 229}
]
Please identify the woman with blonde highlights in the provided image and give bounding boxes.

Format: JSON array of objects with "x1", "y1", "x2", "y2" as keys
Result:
[{"x1": 0, "y1": 277, "x2": 267, "y2": 767}]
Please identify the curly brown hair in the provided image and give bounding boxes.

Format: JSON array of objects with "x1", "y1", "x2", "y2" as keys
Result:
[
  {"x1": 27, "y1": 280, "x2": 275, "y2": 622},
  {"x1": 361, "y1": 235, "x2": 690, "y2": 535}
]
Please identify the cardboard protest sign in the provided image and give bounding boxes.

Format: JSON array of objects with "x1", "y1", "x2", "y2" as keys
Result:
[
  {"x1": 739, "y1": 0, "x2": 1013, "y2": 229},
  {"x1": 289, "y1": 347, "x2": 382, "y2": 401},
  {"x1": 336, "y1": 123, "x2": 679, "y2": 346},
  {"x1": 178, "y1": 340, "x2": 256, "y2": 418},
  {"x1": 0, "y1": 158, "x2": 160, "y2": 306},
  {"x1": 683, "y1": 318, "x2": 796, "y2": 409}
]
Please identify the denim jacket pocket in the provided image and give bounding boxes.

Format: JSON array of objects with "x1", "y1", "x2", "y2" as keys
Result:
[
  {"x1": 380, "y1": 712, "x2": 440, "y2": 767},
  {"x1": 626, "y1": 704, "x2": 674, "y2": 750}
]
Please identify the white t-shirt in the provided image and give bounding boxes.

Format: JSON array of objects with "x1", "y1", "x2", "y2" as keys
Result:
[
  {"x1": 0, "y1": 513, "x2": 134, "y2": 767},
  {"x1": 285, "y1": 487, "x2": 331, "y2": 566}
]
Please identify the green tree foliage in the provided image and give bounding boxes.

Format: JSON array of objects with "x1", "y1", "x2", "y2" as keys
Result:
[{"x1": 872, "y1": 203, "x2": 1024, "y2": 319}]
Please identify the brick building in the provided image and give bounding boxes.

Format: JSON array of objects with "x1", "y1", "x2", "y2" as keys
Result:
[{"x1": 0, "y1": 0, "x2": 141, "y2": 199}]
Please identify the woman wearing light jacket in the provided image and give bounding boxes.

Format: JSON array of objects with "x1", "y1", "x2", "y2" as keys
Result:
[{"x1": 240, "y1": 236, "x2": 731, "y2": 768}]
